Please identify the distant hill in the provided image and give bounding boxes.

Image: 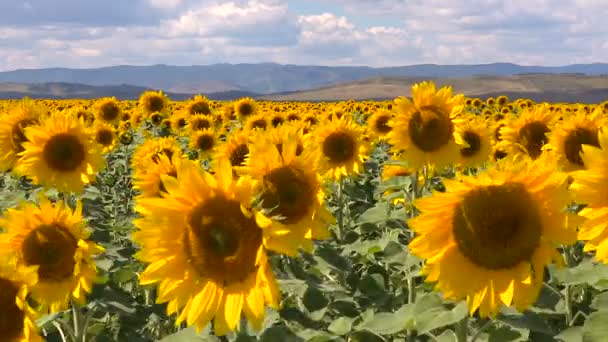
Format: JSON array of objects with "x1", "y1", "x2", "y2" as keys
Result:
[
  {"x1": 0, "y1": 82, "x2": 259, "y2": 101},
  {"x1": 1, "y1": 62, "x2": 608, "y2": 95},
  {"x1": 262, "y1": 74, "x2": 608, "y2": 103}
]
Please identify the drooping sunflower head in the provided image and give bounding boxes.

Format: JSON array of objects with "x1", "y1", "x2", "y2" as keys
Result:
[
  {"x1": 185, "y1": 95, "x2": 213, "y2": 116},
  {"x1": 454, "y1": 116, "x2": 492, "y2": 167},
  {"x1": 139, "y1": 90, "x2": 169, "y2": 116},
  {"x1": 133, "y1": 153, "x2": 181, "y2": 199},
  {"x1": 244, "y1": 135, "x2": 332, "y2": 255},
  {"x1": 388, "y1": 81, "x2": 464, "y2": 170},
  {"x1": 94, "y1": 97, "x2": 122, "y2": 125},
  {"x1": 16, "y1": 112, "x2": 106, "y2": 193},
  {"x1": 149, "y1": 111, "x2": 166, "y2": 127},
  {"x1": 170, "y1": 112, "x2": 189, "y2": 133},
  {"x1": 315, "y1": 116, "x2": 370, "y2": 180},
  {"x1": 409, "y1": 155, "x2": 575, "y2": 318},
  {"x1": 214, "y1": 130, "x2": 251, "y2": 173},
  {"x1": 90, "y1": 122, "x2": 117, "y2": 153},
  {"x1": 188, "y1": 128, "x2": 217, "y2": 159},
  {"x1": 367, "y1": 108, "x2": 393, "y2": 140},
  {"x1": 245, "y1": 112, "x2": 269, "y2": 131},
  {"x1": 500, "y1": 104, "x2": 557, "y2": 160},
  {"x1": 0, "y1": 260, "x2": 41, "y2": 341},
  {"x1": 0, "y1": 101, "x2": 44, "y2": 172},
  {"x1": 187, "y1": 114, "x2": 215, "y2": 132},
  {"x1": 235, "y1": 97, "x2": 257, "y2": 120},
  {"x1": 0, "y1": 196, "x2": 104, "y2": 313},
  {"x1": 131, "y1": 136, "x2": 183, "y2": 178},
  {"x1": 269, "y1": 112, "x2": 286, "y2": 128},
  {"x1": 133, "y1": 158, "x2": 280, "y2": 335},
  {"x1": 546, "y1": 107, "x2": 605, "y2": 171}
]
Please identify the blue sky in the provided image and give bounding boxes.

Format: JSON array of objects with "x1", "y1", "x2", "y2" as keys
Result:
[{"x1": 0, "y1": 0, "x2": 606, "y2": 71}]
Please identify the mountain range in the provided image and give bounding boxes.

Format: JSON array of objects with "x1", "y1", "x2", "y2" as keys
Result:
[{"x1": 1, "y1": 62, "x2": 608, "y2": 101}]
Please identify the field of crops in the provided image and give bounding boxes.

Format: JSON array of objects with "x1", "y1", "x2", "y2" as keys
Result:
[{"x1": 1, "y1": 81, "x2": 608, "y2": 342}]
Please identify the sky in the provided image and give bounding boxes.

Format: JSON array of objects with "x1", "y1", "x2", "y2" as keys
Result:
[{"x1": 1, "y1": 0, "x2": 607, "y2": 71}]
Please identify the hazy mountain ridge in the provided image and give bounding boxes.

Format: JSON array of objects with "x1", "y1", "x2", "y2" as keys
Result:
[
  {"x1": 2, "y1": 62, "x2": 608, "y2": 95},
  {"x1": 0, "y1": 82, "x2": 259, "y2": 100}
]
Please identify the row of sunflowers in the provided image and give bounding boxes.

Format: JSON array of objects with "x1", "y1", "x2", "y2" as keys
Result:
[{"x1": 0, "y1": 82, "x2": 607, "y2": 341}]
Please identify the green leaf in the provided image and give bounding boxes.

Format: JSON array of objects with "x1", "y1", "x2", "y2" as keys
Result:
[
  {"x1": 487, "y1": 325, "x2": 527, "y2": 342},
  {"x1": 328, "y1": 317, "x2": 356, "y2": 335},
  {"x1": 555, "y1": 326, "x2": 583, "y2": 342},
  {"x1": 356, "y1": 202, "x2": 391, "y2": 226},
  {"x1": 356, "y1": 304, "x2": 414, "y2": 335},
  {"x1": 348, "y1": 331, "x2": 385, "y2": 342},
  {"x1": 436, "y1": 329, "x2": 458, "y2": 342},
  {"x1": 303, "y1": 286, "x2": 329, "y2": 312},
  {"x1": 260, "y1": 326, "x2": 303, "y2": 342},
  {"x1": 415, "y1": 302, "x2": 468, "y2": 334},
  {"x1": 583, "y1": 311, "x2": 608, "y2": 342},
  {"x1": 553, "y1": 261, "x2": 608, "y2": 290},
  {"x1": 358, "y1": 274, "x2": 386, "y2": 298},
  {"x1": 158, "y1": 327, "x2": 214, "y2": 342},
  {"x1": 591, "y1": 291, "x2": 608, "y2": 312}
]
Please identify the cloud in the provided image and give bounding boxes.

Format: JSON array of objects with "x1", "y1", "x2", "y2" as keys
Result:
[{"x1": 0, "y1": 0, "x2": 607, "y2": 71}]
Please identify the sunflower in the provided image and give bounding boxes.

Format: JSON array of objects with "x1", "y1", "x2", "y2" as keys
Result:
[
  {"x1": 131, "y1": 136, "x2": 183, "y2": 179},
  {"x1": 315, "y1": 117, "x2": 370, "y2": 180},
  {"x1": 149, "y1": 112, "x2": 166, "y2": 127},
  {"x1": 267, "y1": 122, "x2": 311, "y2": 159},
  {"x1": 16, "y1": 113, "x2": 106, "y2": 193},
  {"x1": 189, "y1": 128, "x2": 217, "y2": 159},
  {"x1": 93, "y1": 97, "x2": 122, "y2": 125},
  {"x1": 500, "y1": 104, "x2": 557, "y2": 160},
  {"x1": 455, "y1": 116, "x2": 492, "y2": 167},
  {"x1": 185, "y1": 95, "x2": 213, "y2": 116},
  {"x1": 244, "y1": 132, "x2": 333, "y2": 256},
  {"x1": 388, "y1": 81, "x2": 465, "y2": 170},
  {"x1": 409, "y1": 155, "x2": 576, "y2": 317},
  {"x1": 269, "y1": 112, "x2": 286, "y2": 128},
  {"x1": 367, "y1": 109, "x2": 393, "y2": 140},
  {"x1": 139, "y1": 90, "x2": 169, "y2": 117},
  {"x1": 73, "y1": 106, "x2": 95, "y2": 126},
  {"x1": 570, "y1": 129, "x2": 608, "y2": 262},
  {"x1": 133, "y1": 154, "x2": 181, "y2": 198},
  {"x1": 545, "y1": 107, "x2": 605, "y2": 171},
  {"x1": 245, "y1": 113, "x2": 269, "y2": 131},
  {"x1": 0, "y1": 259, "x2": 41, "y2": 342},
  {"x1": 0, "y1": 102, "x2": 43, "y2": 172},
  {"x1": 170, "y1": 113, "x2": 189, "y2": 133},
  {"x1": 90, "y1": 122, "x2": 117, "y2": 153},
  {"x1": 235, "y1": 98, "x2": 257, "y2": 120},
  {"x1": 214, "y1": 130, "x2": 251, "y2": 172},
  {"x1": 187, "y1": 114, "x2": 215, "y2": 132},
  {"x1": 132, "y1": 158, "x2": 280, "y2": 335},
  {"x1": 0, "y1": 196, "x2": 104, "y2": 313}
]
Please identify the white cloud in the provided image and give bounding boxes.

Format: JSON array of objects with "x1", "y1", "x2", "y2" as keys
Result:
[{"x1": 0, "y1": 0, "x2": 607, "y2": 71}]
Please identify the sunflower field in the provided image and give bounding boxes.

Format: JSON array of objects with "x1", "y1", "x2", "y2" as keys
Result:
[{"x1": 1, "y1": 82, "x2": 608, "y2": 342}]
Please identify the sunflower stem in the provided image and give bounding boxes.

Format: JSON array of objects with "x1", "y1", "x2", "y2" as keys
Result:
[
  {"x1": 563, "y1": 246, "x2": 576, "y2": 326},
  {"x1": 336, "y1": 177, "x2": 345, "y2": 241},
  {"x1": 406, "y1": 170, "x2": 421, "y2": 342},
  {"x1": 455, "y1": 316, "x2": 468, "y2": 342}
]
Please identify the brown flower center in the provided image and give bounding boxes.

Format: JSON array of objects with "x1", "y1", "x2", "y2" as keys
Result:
[
  {"x1": 190, "y1": 102, "x2": 211, "y2": 115},
  {"x1": 11, "y1": 118, "x2": 37, "y2": 153},
  {"x1": 373, "y1": 114, "x2": 392, "y2": 134},
  {"x1": 260, "y1": 166, "x2": 314, "y2": 224},
  {"x1": 99, "y1": 102, "x2": 120, "y2": 122},
  {"x1": 184, "y1": 196, "x2": 262, "y2": 285},
  {"x1": 518, "y1": 121, "x2": 550, "y2": 159},
  {"x1": 238, "y1": 103, "x2": 254, "y2": 117},
  {"x1": 22, "y1": 224, "x2": 78, "y2": 281},
  {"x1": 460, "y1": 131, "x2": 482, "y2": 158},
  {"x1": 43, "y1": 133, "x2": 86, "y2": 172},
  {"x1": 145, "y1": 96, "x2": 165, "y2": 113},
  {"x1": 322, "y1": 131, "x2": 356, "y2": 164},
  {"x1": 96, "y1": 128, "x2": 114, "y2": 146},
  {"x1": 229, "y1": 144, "x2": 249, "y2": 167},
  {"x1": 563, "y1": 127, "x2": 600, "y2": 167},
  {"x1": 452, "y1": 183, "x2": 542, "y2": 270},
  {"x1": 0, "y1": 277, "x2": 25, "y2": 340},
  {"x1": 408, "y1": 105, "x2": 454, "y2": 152},
  {"x1": 196, "y1": 134, "x2": 215, "y2": 152}
]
